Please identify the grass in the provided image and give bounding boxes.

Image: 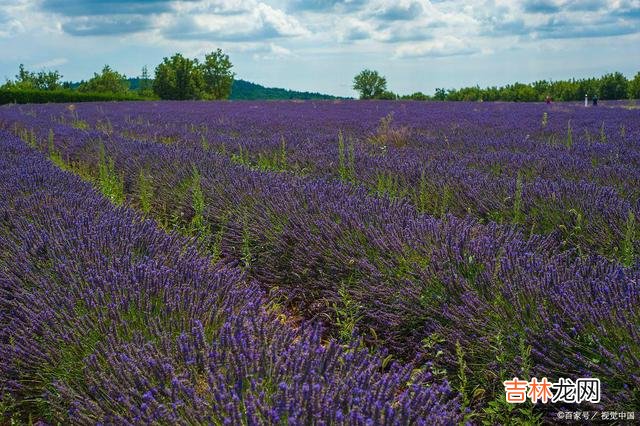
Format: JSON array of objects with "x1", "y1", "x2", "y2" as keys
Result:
[
  {"x1": 97, "y1": 144, "x2": 125, "y2": 205},
  {"x1": 621, "y1": 211, "x2": 636, "y2": 267},
  {"x1": 137, "y1": 169, "x2": 154, "y2": 215},
  {"x1": 512, "y1": 172, "x2": 524, "y2": 225},
  {"x1": 190, "y1": 167, "x2": 208, "y2": 237},
  {"x1": 565, "y1": 120, "x2": 573, "y2": 148},
  {"x1": 337, "y1": 130, "x2": 356, "y2": 182},
  {"x1": 334, "y1": 283, "x2": 362, "y2": 342}
]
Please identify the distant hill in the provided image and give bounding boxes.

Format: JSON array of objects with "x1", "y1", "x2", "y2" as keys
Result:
[
  {"x1": 229, "y1": 79, "x2": 339, "y2": 100},
  {"x1": 117, "y1": 78, "x2": 340, "y2": 100}
]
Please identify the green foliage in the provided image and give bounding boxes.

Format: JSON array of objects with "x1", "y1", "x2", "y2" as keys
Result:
[
  {"x1": 190, "y1": 167, "x2": 208, "y2": 237},
  {"x1": 401, "y1": 92, "x2": 430, "y2": 101},
  {"x1": 621, "y1": 211, "x2": 636, "y2": 267},
  {"x1": 1, "y1": 64, "x2": 63, "y2": 91},
  {"x1": 628, "y1": 72, "x2": 640, "y2": 99},
  {"x1": 440, "y1": 184, "x2": 453, "y2": 218},
  {"x1": 17, "y1": 127, "x2": 37, "y2": 149},
  {"x1": 353, "y1": 69, "x2": 387, "y2": 100},
  {"x1": 137, "y1": 65, "x2": 154, "y2": 98},
  {"x1": 0, "y1": 88, "x2": 145, "y2": 104},
  {"x1": 334, "y1": 283, "x2": 362, "y2": 342},
  {"x1": 431, "y1": 71, "x2": 637, "y2": 102},
  {"x1": 153, "y1": 53, "x2": 205, "y2": 100},
  {"x1": 279, "y1": 136, "x2": 287, "y2": 169},
  {"x1": 512, "y1": 173, "x2": 524, "y2": 225},
  {"x1": 231, "y1": 145, "x2": 251, "y2": 166},
  {"x1": 481, "y1": 336, "x2": 542, "y2": 425},
  {"x1": 337, "y1": 130, "x2": 355, "y2": 182},
  {"x1": 456, "y1": 341, "x2": 470, "y2": 409},
  {"x1": 152, "y1": 50, "x2": 234, "y2": 100},
  {"x1": 47, "y1": 129, "x2": 66, "y2": 169},
  {"x1": 255, "y1": 138, "x2": 288, "y2": 172},
  {"x1": 241, "y1": 208, "x2": 252, "y2": 269},
  {"x1": 414, "y1": 170, "x2": 429, "y2": 213},
  {"x1": 78, "y1": 65, "x2": 130, "y2": 94},
  {"x1": 433, "y1": 88, "x2": 448, "y2": 101},
  {"x1": 599, "y1": 72, "x2": 628, "y2": 100},
  {"x1": 201, "y1": 49, "x2": 235, "y2": 100},
  {"x1": 229, "y1": 79, "x2": 338, "y2": 100},
  {"x1": 565, "y1": 120, "x2": 573, "y2": 148},
  {"x1": 373, "y1": 172, "x2": 401, "y2": 198},
  {"x1": 347, "y1": 137, "x2": 356, "y2": 180},
  {"x1": 377, "y1": 90, "x2": 397, "y2": 100},
  {"x1": 97, "y1": 144, "x2": 124, "y2": 205},
  {"x1": 137, "y1": 169, "x2": 154, "y2": 215}
]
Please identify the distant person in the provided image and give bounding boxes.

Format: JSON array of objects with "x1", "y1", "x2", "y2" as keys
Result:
[
  {"x1": 592, "y1": 95, "x2": 598, "y2": 106},
  {"x1": 545, "y1": 95, "x2": 551, "y2": 104}
]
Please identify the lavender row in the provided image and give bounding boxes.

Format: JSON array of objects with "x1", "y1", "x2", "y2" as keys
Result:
[
  {"x1": 0, "y1": 132, "x2": 462, "y2": 424},
  {"x1": 4, "y1": 101, "x2": 638, "y2": 262},
  {"x1": 9, "y1": 115, "x2": 640, "y2": 416}
]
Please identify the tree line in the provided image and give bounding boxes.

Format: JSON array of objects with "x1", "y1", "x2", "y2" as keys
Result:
[
  {"x1": 353, "y1": 69, "x2": 640, "y2": 101},
  {"x1": 1, "y1": 49, "x2": 234, "y2": 101},
  {"x1": 3, "y1": 55, "x2": 639, "y2": 103}
]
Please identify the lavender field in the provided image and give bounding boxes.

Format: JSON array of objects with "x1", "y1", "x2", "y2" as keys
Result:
[{"x1": 1, "y1": 100, "x2": 639, "y2": 424}]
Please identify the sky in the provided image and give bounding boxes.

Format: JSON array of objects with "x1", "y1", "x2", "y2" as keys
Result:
[{"x1": 1, "y1": 0, "x2": 639, "y2": 97}]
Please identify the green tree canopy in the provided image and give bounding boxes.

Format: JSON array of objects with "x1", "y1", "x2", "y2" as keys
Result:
[
  {"x1": 426, "y1": 72, "x2": 637, "y2": 102},
  {"x1": 138, "y1": 65, "x2": 154, "y2": 98},
  {"x1": 200, "y1": 49, "x2": 234, "y2": 100},
  {"x1": 401, "y1": 92, "x2": 430, "y2": 101},
  {"x1": 629, "y1": 72, "x2": 640, "y2": 100},
  {"x1": 78, "y1": 65, "x2": 129, "y2": 94},
  {"x1": 2, "y1": 64, "x2": 63, "y2": 91},
  {"x1": 353, "y1": 69, "x2": 387, "y2": 100},
  {"x1": 599, "y1": 72, "x2": 628, "y2": 100},
  {"x1": 153, "y1": 54, "x2": 205, "y2": 100}
]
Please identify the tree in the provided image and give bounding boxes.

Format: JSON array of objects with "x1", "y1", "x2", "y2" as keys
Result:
[
  {"x1": 153, "y1": 54, "x2": 204, "y2": 100},
  {"x1": 200, "y1": 49, "x2": 234, "y2": 100},
  {"x1": 402, "y1": 92, "x2": 429, "y2": 101},
  {"x1": 78, "y1": 65, "x2": 129, "y2": 94},
  {"x1": 628, "y1": 72, "x2": 640, "y2": 100},
  {"x1": 353, "y1": 69, "x2": 387, "y2": 99},
  {"x1": 433, "y1": 88, "x2": 447, "y2": 101},
  {"x1": 377, "y1": 90, "x2": 397, "y2": 100},
  {"x1": 138, "y1": 65, "x2": 154, "y2": 98},
  {"x1": 599, "y1": 72, "x2": 628, "y2": 100},
  {"x1": 2, "y1": 64, "x2": 63, "y2": 90}
]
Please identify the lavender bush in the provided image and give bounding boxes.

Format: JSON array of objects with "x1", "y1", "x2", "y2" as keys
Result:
[
  {"x1": 0, "y1": 132, "x2": 461, "y2": 424},
  {"x1": 1, "y1": 100, "x2": 639, "y2": 422}
]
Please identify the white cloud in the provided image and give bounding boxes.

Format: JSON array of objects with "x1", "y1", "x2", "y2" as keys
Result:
[
  {"x1": 394, "y1": 36, "x2": 478, "y2": 58},
  {"x1": 29, "y1": 57, "x2": 68, "y2": 68},
  {"x1": 161, "y1": 1, "x2": 308, "y2": 41},
  {"x1": 251, "y1": 42, "x2": 295, "y2": 59}
]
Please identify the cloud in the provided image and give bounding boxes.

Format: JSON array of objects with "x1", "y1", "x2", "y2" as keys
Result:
[
  {"x1": 163, "y1": 3, "x2": 308, "y2": 41},
  {"x1": 30, "y1": 57, "x2": 68, "y2": 68},
  {"x1": 249, "y1": 42, "x2": 295, "y2": 59},
  {"x1": 476, "y1": 0, "x2": 640, "y2": 39},
  {"x1": 40, "y1": 0, "x2": 180, "y2": 16},
  {"x1": 522, "y1": 0, "x2": 561, "y2": 14},
  {"x1": 532, "y1": 16, "x2": 640, "y2": 39},
  {"x1": 61, "y1": 15, "x2": 154, "y2": 36},
  {"x1": 371, "y1": 0, "x2": 424, "y2": 21},
  {"x1": 394, "y1": 36, "x2": 478, "y2": 58},
  {"x1": 288, "y1": 0, "x2": 368, "y2": 12},
  {"x1": 0, "y1": 0, "x2": 25, "y2": 37},
  {"x1": 170, "y1": 0, "x2": 254, "y2": 16},
  {"x1": 338, "y1": 18, "x2": 376, "y2": 41}
]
